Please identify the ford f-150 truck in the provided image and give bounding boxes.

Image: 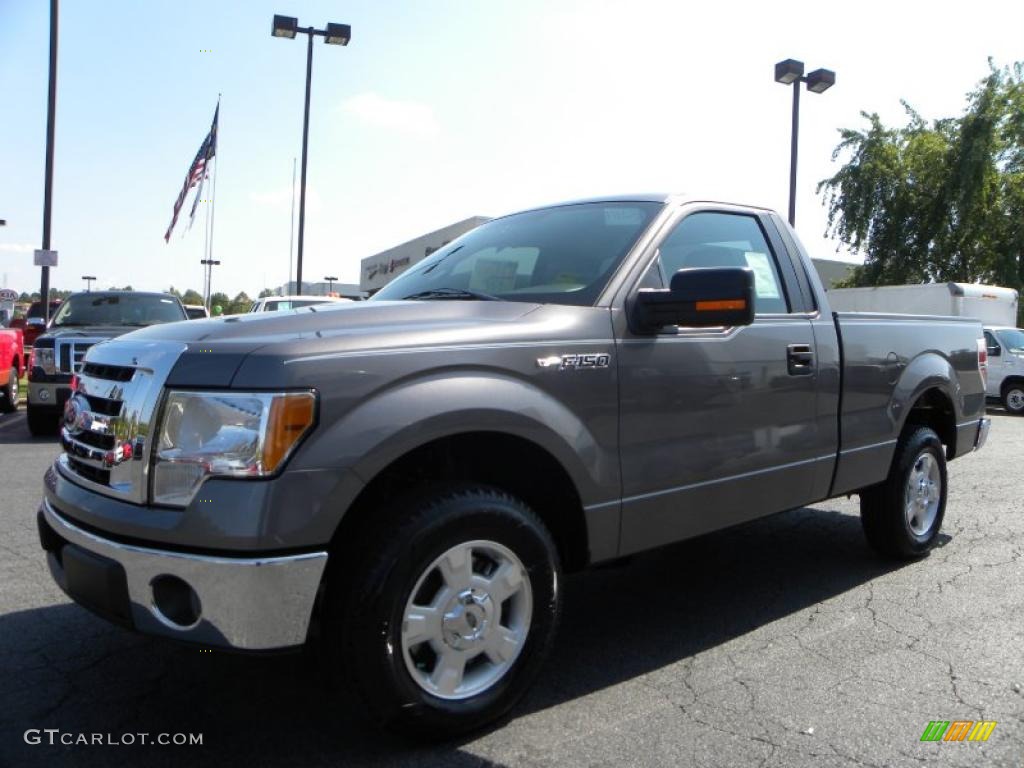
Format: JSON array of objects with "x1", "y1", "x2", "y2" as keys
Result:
[
  {"x1": 37, "y1": 195, "x2": 990, "y2": 737},
  {"x1": 27, "y1": 291, "x2": 188, "y2": 436}
]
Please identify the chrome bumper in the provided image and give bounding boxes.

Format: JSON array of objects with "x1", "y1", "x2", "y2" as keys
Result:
[
  {"x1": 40, "y1": 500, "x2": 328, "y2": 650},
  {"x1": 974, "y1": 417, "x2": 991, "y2": 451}
]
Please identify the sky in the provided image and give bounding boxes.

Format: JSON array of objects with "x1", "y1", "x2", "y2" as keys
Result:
[{"x1": 2, "y1": 0, "x2": 1023, "y2": 299}]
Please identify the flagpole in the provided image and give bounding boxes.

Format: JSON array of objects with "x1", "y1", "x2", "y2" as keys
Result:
[
  {"x1": 289, "y1": 156, "x2": 296, "y2": 294},
  {"x1": 206, "y1": 94, "x2": 221, "y2": 308}
]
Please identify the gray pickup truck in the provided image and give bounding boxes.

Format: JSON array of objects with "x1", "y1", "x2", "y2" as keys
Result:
[{"x1": 38, "y1": 195, "x2": 990, "y2": 736}]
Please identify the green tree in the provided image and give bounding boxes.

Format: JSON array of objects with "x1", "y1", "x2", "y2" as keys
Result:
[
  {"x1": 226, "y1": 291, "x2": 251, "y2": 315},
  {"x1": 819, "y1": 61, "x2": 1024, "y2": 320},
  {"x1": 258, "y1": 288, "x2": 277, "y2": 298},
  {"x1": 180, "y1": 289, "x2": 205, "y2": 306},
  {"x1": 209, "y1": 292, "x2": 230, "y2": 313}
]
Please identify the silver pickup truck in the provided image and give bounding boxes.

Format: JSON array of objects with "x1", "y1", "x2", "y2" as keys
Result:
[{"x1": 38, "y1": 195, "x2": 990, "y2": 736}]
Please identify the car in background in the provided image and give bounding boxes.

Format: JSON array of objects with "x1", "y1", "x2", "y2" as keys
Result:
[
  {"x1": 247, "y1": 295, "x2": 352, "y2": 313},
  {"x1": 0, "y1": 325, "x2": 25, "y2": 413},
  {"x1": 27, "y1": 291, "x2": 188, "y2": 435},
  {"x1": 983, "y1": 326, "x2": 1024, "y2": 414},
  {"x1": 9, "y1": 299, "x2": 63, "y2": 359},
  {"x1": 184, "y1": 304, "x2": 209, "y2": 319}
]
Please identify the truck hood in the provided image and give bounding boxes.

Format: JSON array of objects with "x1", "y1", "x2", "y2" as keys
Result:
[
  {"x1": 121, "y1": 300, "x2": 543, "y2": 352},
  {"x1": 39, "y1": 326, "x2": 159, "y2": 342}
]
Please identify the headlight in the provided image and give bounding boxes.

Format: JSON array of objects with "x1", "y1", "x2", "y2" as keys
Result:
[
  {"x1": 33, "y1": 347, "x2": 56, "y2": 374},
  {"x1": 151, "y1": 390, "x2": 316, "y2": 506}
]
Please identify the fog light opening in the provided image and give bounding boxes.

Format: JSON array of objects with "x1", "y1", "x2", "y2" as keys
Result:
[{"x1": 151, "y1": 574, "x2": 202, "y2": 629}]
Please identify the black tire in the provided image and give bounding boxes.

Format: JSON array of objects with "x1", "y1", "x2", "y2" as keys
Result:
[
  {"x1": 27, "y1": 406, "x2": 59, "y2": 437},
  {"x1": 325, "y1": 485, "x2": 561, "y2": 738},
  {"x1": 1002, "y1": 381, "x2": 1024, "y2": 414},
  {"x1": 0, "y1": 367, "x2": 17, "y2": 414},
  {"x1": 860, "y1": 426, "x2": 947, "y2": 559}
]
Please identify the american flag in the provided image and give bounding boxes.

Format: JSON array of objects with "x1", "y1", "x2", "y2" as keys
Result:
[{"x1": 164, "y1": 105, "x2": 219, "y2": 242}]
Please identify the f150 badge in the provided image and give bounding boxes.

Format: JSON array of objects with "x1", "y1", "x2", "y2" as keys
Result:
[{"x1": 537, "y1": 353, "x2": 611, "y2": 370}]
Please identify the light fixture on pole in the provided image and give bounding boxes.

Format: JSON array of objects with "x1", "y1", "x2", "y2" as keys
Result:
[
  {"x1": 272, "y1": 14, "x2": 351, "y2": 295},
  {"x1": 81, "y1": 275, "x2": 96, "y2": 292},
  {"x1": 200, "y1": 258, "x2": 220, "y2": 309},
  {"x1": 324, "y1": 275, "x2": 337, "y2": 295},
  {"x1": 774, "y1": 59, "x2": 835, "y2": 226}
]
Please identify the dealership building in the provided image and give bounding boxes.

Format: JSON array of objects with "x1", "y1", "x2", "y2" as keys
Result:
[{"x1": 359, "y1": 216, "x2": 490, "y2": 295}]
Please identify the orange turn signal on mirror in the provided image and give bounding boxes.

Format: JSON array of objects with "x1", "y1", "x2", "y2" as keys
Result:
[
  {"x1": 262, "y1": 392, "x2": 317, "y2": 472},
  {"x1": 695, "y1": 299, "x2": 746, "y2": 311}
]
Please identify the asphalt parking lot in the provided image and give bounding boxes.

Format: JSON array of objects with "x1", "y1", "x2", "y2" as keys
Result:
[{"x1": 0, "y1": 408, "x2": 1021, "y2": 767}]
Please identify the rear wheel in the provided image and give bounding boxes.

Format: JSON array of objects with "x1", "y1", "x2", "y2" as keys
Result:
[
  {"x1": 1003, "y1": 383, "x2": 1024, "y2": 414},
  {"x1": 325, "y1": 485, "x2": 560, "y2": 738},
  {"x1": 0, "y1": 367, "x2": 17, "y2": 413},
  {"x1": 860, "y1": 426, "x2": 947, "y2": 559}
]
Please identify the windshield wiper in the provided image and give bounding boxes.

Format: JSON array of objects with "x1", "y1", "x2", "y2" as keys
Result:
[{"x1": 402, "y1": 288, "x2": 501, "y2": 301}]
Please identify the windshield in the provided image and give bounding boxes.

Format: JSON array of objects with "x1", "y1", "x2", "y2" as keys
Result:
[
  {"x1": 370, "y1": 202, "x2": 663, "y2": 306},
  {"x1": 27, "y1": 301, "x2": 61, "y2": 319},
  {"x1": 997, "y1": 328, "x2": 1024, "y2": 353},
  {"x1": 51, "y1": 294, "x2": 187, "y2": 327}
]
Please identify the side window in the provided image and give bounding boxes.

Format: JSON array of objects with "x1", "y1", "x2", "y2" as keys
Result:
[
  {"x1": 984, "y1": 330, "x2": 1000, "y2": 351},
  {"x1": 656, "y1": 212, "x2": 789, "y2": 314}
]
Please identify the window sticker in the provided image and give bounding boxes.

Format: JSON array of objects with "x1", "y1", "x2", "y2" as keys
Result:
[
  {"x1": 743, "y1": 251, "x2": 780, "y2": 299},
  {"x1": 604, "y1": 207, "x2": 645, "y2": 226},
  {"x1": 469, "y1": 259, "x2": 519, "y2": 293}
]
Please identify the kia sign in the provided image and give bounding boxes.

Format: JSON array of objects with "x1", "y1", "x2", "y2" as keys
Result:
[
  {"x1": 0, "y1": 289, "x2": 18, "y2": 302},
  {"x1": 34, "y1": 249, "x2": 58, "y2": 267}
]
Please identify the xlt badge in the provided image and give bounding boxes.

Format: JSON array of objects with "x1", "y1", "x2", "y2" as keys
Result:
[{"x1": 537, "y1": 353, "x2": 611, "y2": 370}]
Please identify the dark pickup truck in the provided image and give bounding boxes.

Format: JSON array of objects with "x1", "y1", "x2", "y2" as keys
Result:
[
  {"x1": 37, "y1": 195, "x2": 990, "y2": 736},
  {"x1": 26, "y1": 291, "x2": 187, "y2": 435}
]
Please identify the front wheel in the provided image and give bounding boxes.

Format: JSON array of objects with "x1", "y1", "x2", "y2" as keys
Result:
[
  {"x1": 0, "y1": 366, "x2": 18, "y2": 414},
  {"x1": 860, "y1": 426, "x2": 947, "y2": 559},
  {"x1": 1003, "y1": 383, "x2": 1024, "y2": 414},
  {"x1": 325, "y1": 485, "x2": 561, "y2": 738}
]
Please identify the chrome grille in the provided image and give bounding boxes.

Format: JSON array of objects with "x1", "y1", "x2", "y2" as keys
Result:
[
  {"x1": 55, "y1": 338, "x2": 103, "y2": 374},
  {"x1": 57, "y1": 340, "x2": 187, "y2": 504}
]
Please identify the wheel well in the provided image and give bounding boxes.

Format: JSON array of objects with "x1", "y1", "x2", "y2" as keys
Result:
[
  {"x1": 903, "y1": 388, "x2": 956, "y2": 457},
  {"x1": 1000, "y1": 376, "x2": 1024, "y2": 397},
  {"x1": 331, "y1": 432, "x2": 591, "y2": 573}
]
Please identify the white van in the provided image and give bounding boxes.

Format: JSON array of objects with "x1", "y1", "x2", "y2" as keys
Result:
[
  {"x1": 828, "y1": 282, "x2": 1019, "y2": 328},
  {"x1": 982, "y1": 327, "x2": 1024, "y2": 414}
]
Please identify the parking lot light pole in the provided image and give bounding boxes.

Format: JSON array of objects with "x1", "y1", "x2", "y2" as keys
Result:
[
  {"x1": 40, "y1": 0, "x2": 59, "y2": 322},
  {"x1": 272, "y1": 15, "x2": 351, "y2": 295},
  {"x1": 200, "y1": 258, "x2": 220, "y2": 309},
  {"x1": 81, "y1": 275, "x2": 95, "y2": 292},
  {"x1": 324, "y1": 275, "x2": 337, "y2": 295},
  {"x1": 774, "y1": 59, "x2": 835, "y2": 226}
]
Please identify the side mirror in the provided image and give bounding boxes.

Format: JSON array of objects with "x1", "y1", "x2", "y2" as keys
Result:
[
  {"x1": 987, "y1": 345, "x2": 1001, "y2": 357},
  {"x1": 632, "y1": 267, "x2": 755, "y2": 332}
]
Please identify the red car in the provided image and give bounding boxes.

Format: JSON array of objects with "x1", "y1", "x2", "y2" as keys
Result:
[
  {"x1": 9, "y1": 299, "x2": 62, "y2": 363},
  {"x1": 0, "y1": 326, "x2": 25, "y2": 413}
]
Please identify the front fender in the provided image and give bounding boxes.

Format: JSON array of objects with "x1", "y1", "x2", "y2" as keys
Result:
[{"x1": 295, "y1": 371, "x2": 617, "y2": 508}]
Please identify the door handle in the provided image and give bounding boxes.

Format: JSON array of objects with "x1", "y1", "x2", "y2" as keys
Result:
[{"x1": 787, "y1": 343, "x2": 815, "y2": 375}]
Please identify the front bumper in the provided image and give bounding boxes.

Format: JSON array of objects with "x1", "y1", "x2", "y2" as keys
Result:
[
  {"x1": 27, "y1": 380, "x2": 69, "y2": 409},
  {"x1": 39, "y1": 499, "x2": 328, "y2": 650}
]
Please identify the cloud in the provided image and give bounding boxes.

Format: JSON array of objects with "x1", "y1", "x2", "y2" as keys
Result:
[
  {"x1": 0, "y1": 243, "x2": 35, "y2": 254},
  {"x1": 339, "y1": 92, "x2": 440, "y2": 139}
]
